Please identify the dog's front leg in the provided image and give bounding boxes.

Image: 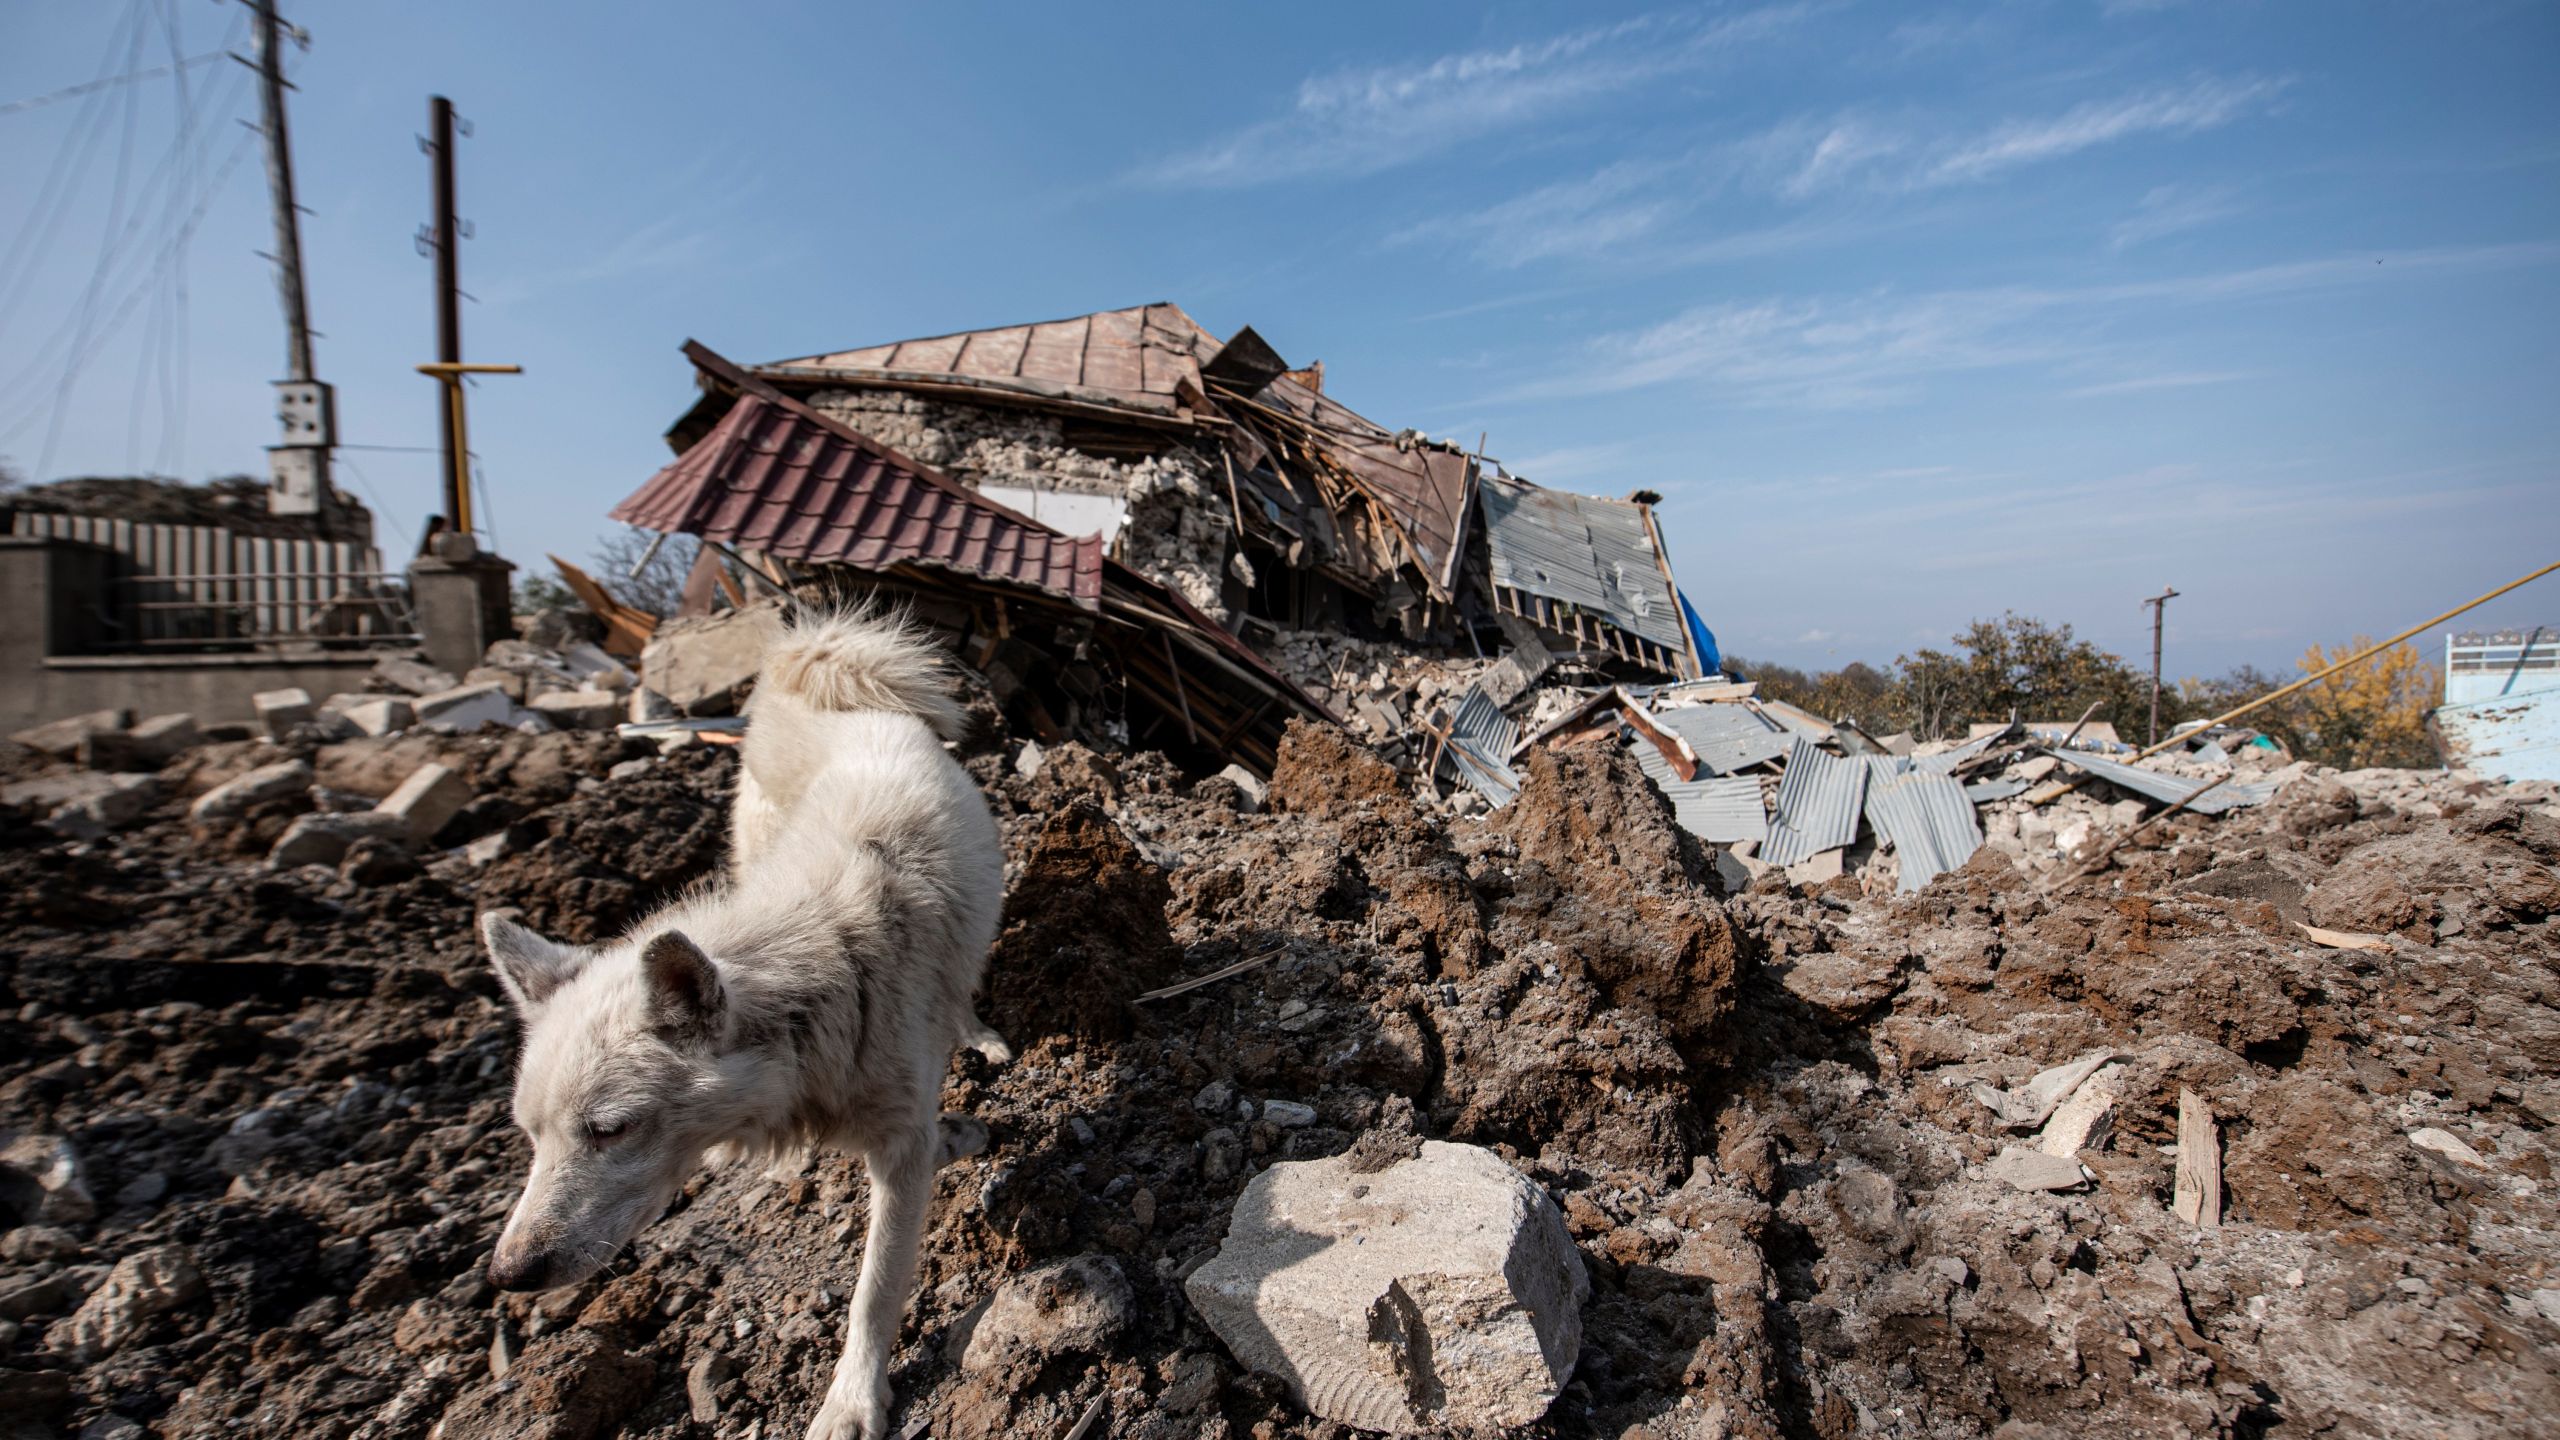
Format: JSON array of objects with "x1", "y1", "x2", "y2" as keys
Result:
[{"x1": 807, "y1": 1125, "x2": 933, "y2": 1440}]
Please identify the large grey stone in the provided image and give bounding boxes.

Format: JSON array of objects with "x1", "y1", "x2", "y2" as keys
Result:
[
  {"x1": 1184, "y1": 1140, "x2": 1586, "y2": 1435},
  {"x1": 267, "y1": 811, "x2": 409, "y2": 870},
  {"x1": 188, "y1": 759, "x2": 312, "y2": 824},
  {"x1": 527, "y1": 689, "x2": 621, "y2": 732},
  {"x1": 371, "y1": 655, "x2": 461, "y2": 696},
  {"x1": 413, "y1": 682, "x2": 515, "y2": 734},
  {"x1": 340, "y1": 696, "x2": 415, "y2": 738},
  {"x1": 0, "y1": 1134, "x2": 96, "y2": 1224},
  {"x1": 3, "y1": 772, "x2": 159, "y2": 838},
  {"x1": 639, "y1": 601, "x2": 788, "y2": 715},
  {"x1": 9, "y1": 709, "x2": 132, "y2": 760},
  {"x1": 374, "y1": 763, "x2": 471, "y2": 844},
  {"x1": 958, "y1": 1255, "x2": 1135, "y2": 1374},
  {"x1": 252, "y1": 688, "x2": 316, "y2": 740}
]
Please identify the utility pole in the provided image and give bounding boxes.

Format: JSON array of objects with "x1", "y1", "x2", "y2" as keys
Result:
[
  {"x1": 2143, "y1": 586, "x2": 2180, "y2": 748},
  {"x1": 427, "y1": 95, "x2": 464, "y2": 534},
  {"x1": 249, "y1": 0, "x2": 336, "y2": 521}
]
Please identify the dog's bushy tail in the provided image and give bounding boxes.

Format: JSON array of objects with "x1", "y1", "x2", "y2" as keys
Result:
[{"x1": 757, "y1": 607, "x2": 967, "y2": 740}]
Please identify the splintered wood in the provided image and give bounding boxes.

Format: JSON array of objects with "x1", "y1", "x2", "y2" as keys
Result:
[{"x1": 2173, "y1": 1087, "x2": 2222, "y2": 1229}]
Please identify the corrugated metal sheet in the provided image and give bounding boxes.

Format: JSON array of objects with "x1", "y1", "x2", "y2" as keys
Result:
[
  {"x1": 1651, "y1": 702, "x2": 1792, "y2": 775},
  {"x1": 1761, "y1": 738, "x2": 1870, "y2": 866},
  {"x1": 1965, "y1": 778, "x2": 2028, "y2": 802},
  {"x1": 1865, "y1": 773, "x2": 1984, "y2": 893},
  {"x1": 1245, "y1": 377, "x2": 1476, "y2": 592},
  {"x1": 1912, "y1": 730, "x2": 2005, "y2": 774},
  {"x1": 764, "y1": 302, "x2": 1207, "y2": 419},
  {"x1": 1631, "y1": 741, "x2": 1767, "y2": 844},
  {"x1": 1438, "y1": 685, "x2": 1521, "y2": 807},
  {"x1": 1478, "y1": 473, "x2": 1686, "y2": 653},
  {"x1": 2437, "y1": 690, "x2": 2560, "y2": 782},
  {"x1": 8, "y1": 512, "x2": 391, "y2": 646},
  {"x1": 612, "y1": 394, "x2": 1105, "y2": 608},
  {"x1": 2042, "y1": 749, "x2": 2276, "y2": 813}
]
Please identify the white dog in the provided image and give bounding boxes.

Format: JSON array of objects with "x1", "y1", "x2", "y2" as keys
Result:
[{"x1": 481, "y1": 609, "x2": 1006, "y2": 1440}]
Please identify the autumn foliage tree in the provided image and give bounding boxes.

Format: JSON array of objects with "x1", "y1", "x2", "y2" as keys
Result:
[{"x1": 2252, "y1": 638, "x2": 2440, "y2": 770}]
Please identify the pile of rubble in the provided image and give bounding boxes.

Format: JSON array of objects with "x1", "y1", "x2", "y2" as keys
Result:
[{"x1": 3, "y1": 619, "x2": 2557, "y2": 1440}]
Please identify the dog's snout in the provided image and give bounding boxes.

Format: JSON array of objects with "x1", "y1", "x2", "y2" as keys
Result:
[{"x1": 486, "y1": 1245, "x2": 555, "y2": 1292}]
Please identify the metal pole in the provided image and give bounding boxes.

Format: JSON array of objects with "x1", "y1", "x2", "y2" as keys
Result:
[
  {"x1": 429, "y1": 96, "x2": 464, "y2": 533},
  {"x1": 251, "y1": 0, "x2": 313, "y2": 381},
  {"x1": 2142, "y1": 586, "x2": 2179, "y2": 747}
]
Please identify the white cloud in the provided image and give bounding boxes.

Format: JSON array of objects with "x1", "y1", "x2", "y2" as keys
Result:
[
  {"x1": 2108, "y1": 183, "x2": 2243, "y2": 250},
  {"x1": 2065, "y1": 370, "x2": 2255, "y2": 397},
  {"x1": 1134, "y1": 5, "x2": 1814, "y2": 187},
  {"x1": 1928, "y1": 76, "x2": 2288, "y2": 184}
]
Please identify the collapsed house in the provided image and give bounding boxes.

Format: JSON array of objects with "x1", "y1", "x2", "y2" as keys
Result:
[{"x1": 607, "y1": 305, "x2": 1714, "y2": 776}]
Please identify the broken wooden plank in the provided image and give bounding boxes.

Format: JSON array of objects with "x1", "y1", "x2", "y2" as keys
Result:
[
  {"x1": 2297, "y1": 922, "x2": 2389, "y2": 953},
  {"x1": 2172, "y1": 1087, "x2": 2222, "y2": 1228},
  {"x1": 550, "y1": 554, "x2": 661, "y2": 658}
]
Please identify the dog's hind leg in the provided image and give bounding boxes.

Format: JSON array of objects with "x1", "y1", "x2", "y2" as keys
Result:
[{"x1": 807, "y1": 1123, "x2": 933, "y2": 1440}]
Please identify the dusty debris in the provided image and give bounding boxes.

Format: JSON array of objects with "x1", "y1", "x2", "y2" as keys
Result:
[
  {"x1": 637, "y1": 600, "x2": 789, "y2": 716},
  {"x1": 1185, "y1": 1140, "x2": 1586, "y2": 1435}
]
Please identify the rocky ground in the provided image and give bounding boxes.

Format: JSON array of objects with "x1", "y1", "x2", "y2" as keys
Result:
[{"x1": 3, "y1": 691, "x2": 2558, "y2": 1439}]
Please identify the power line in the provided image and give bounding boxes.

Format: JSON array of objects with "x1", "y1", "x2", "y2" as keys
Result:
[
  {"x1": 0, "y1": 49, "x2": 226, "y2": 117},
  {"x1": 0, "y1": 0, "x2": 152, "y2": 333},
  {"x1": 40, "y1": 12, "x2": 157, "y2": 477}
]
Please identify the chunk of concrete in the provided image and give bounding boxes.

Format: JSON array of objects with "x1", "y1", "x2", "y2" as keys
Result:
[
  {"x1": 252, "y1": 688, "x2": 316, "y2": 740},
  {"x1": 3, "y1": 772, "x2": 159, "y2": 838},
  {"x1": 1986, "y1": 1146, "x2": 2089, "y2": 1193},
  {"x1": 2408, "y1": 1127, "x2": 2490, "y2": 1169},
  {"x1": 1185, "y1": 1140, "x2": 1586, "y2": 1435},
  {"x1": 528, "y1": 689, "x2": 621, "y2": 732},
  {"x1": 629, "y1": 688, "x2": 675, "y2": 724},
  {"x1": 639, "y1": 601, "x2": 788, "y2": 715},
  {"x1": 49, "y1": 1244, "x2": 203, "y2": 1363},
  {"x1": 560, "y1": 642, "x2": 634, "y2": 692},
  {"x1": 0, "y1": 1134, "x2": 97, "y2": 1224},
  {"x1": 267, "y1": 811, "x2": 410, "y2": 869},
  {"x1": 10, "y1": 709, "x2": 132, "y2": 760},
  {"x1": 2037, "y1": 1062, "x2": 2125, "y2": 1158},
  {"x1": 371, "y1": 655, "x2": 460, "y2": 696},
  {"x1": 188, "y1": 759, "x2": 313, "y2": 824},
  {"x1": 413, "y1": 682, "x2": 515, "y2": 734},
  {"x1": 80, "y1": 713, "x2": 199, "y2": 770},
  {"x1": 375, "y1": 763, "x2": 472, "y2": 845},
  {"x1": 340, "y1": 697, "x2": 415, "y2": 737},
  {"x1": 1214, "y1": 763, "x2": 1268, "y2": 814}
]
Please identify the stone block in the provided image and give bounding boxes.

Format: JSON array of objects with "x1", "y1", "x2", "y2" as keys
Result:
[
  {"x1": 638, "y1": 601, "x2": 788, "y2": 715},
  {"x1": 958, "y1": 1255, "x2": 1134, "y2": 1374},
  {"x1": 1185, "y1": 1140, "x2": 1586, "y2": 1434},
  {"x1": 560, "y1": 643, "x2": 635, "y2": 691},
  {"x1": 413, "y1": 683, "x2": 515, "y2": 734},
  {"x1": 341, "y1": 697, "x2": 415, "y2": 737},
  {"x1": 371, "y1": 656, "x2": 460, "y2": 696},
  {"x1": 5, "y1": 772, "x2": 159, "y2": 838},
  {"x1": 252, "y1": 688, "x2": 316, "y2": 739},
  {"x1": 629, "y1": 688, "x2": 674, "y2": 724},
  {"x1": 375, "y1": 763, "x2": 472, "y2": 845},
  {"x1": 0, "y1": 1133, "x2": 96, "y2": 1224},
  {"x1": 10, "y1": 709, "x2": 132, "y2": 760},
  {"x1": 464, "y1": 666, "x2": 530, "y2": 703},
  {"x1": 50, "y1": 1245, "x2": 203, "y2": 1363},
  {"x1": 188, "y1": 759, "x2": 313, "y2": 824},
  {"x1": 268, "y1": 811, "x2": 411, "y2": 869},
  {"x1": 528, "y1": 689, "x2": 621, "y2": 732}
]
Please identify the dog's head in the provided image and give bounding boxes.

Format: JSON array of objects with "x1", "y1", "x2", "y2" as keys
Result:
[{"x1": 479, "y1": 911, "x2": 748, "y2": 1292}]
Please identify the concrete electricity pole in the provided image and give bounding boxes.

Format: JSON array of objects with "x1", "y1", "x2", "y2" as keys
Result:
[
  {"x1": 249, "y1": 0, "x2": 336, "y2": 520},
  {"x1": 2143, "y1": 586, "x2": 2180, "y2": 748}
]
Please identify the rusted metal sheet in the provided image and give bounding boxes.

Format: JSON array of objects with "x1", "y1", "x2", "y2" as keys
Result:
[
  {"x1": 612, "y1": 392, "x2": 1104, "y2": 609},
  {"x1": 761, "y1": 302, "x2": 1211, "y2": 422}
]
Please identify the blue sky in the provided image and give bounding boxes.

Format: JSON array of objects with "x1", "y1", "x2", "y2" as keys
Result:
[{"x1": 3, "y1": 1, "x2": 2556, "y2": 680}]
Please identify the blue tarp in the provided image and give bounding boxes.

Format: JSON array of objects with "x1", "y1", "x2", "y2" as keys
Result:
[{"x1": 1679, "y1": 590, "x2": 1722, "y2": 676}]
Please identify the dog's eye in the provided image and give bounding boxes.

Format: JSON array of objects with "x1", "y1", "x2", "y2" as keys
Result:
[{"x1": 585, "y1": 1116, "x2": 630, "y2": 1146}]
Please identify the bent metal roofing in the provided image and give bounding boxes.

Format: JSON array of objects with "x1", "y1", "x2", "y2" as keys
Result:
[{"x1": 612, "y1": 388, "x2": 1104, "y2": 609}]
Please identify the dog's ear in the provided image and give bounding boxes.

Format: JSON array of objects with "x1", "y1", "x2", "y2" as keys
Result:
[
  {"x1": 641, "y1": 930, "x2": 725, "y2": 1046},
  {"x1": 481, "y1": 911, "x2": 589, "y2": 1012}
]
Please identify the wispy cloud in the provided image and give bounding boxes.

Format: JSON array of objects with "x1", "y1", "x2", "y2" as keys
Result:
[
  {"x1": 1508, "y1": 242, "x2": 2560, "y2": 407},
  {"x1": 2108, "y1": 183, "x2": 2243, "y2": 250},
  {"x1": 1388, "y1": 159, "x2": 1684, "y2": 267},
  {"x1": 1134, "y1": 5, "x2": 1813, "y2": 187},
  {"x1": 2065, "y1": 370, "x2": 2257, "y2": 397},
  {"x1": 1928, "y1": 75, "x2": 2288, "y2": 184}
]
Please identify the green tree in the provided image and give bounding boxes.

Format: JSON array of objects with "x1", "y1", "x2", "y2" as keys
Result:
[{"x1": 1893, "y1": 613, "x2": 2152, "y2": 741}]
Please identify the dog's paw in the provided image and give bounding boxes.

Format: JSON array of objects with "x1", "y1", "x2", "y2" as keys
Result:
[
  {"x1": 805, "y1": 1391, "x2": 888, "y2": 1440},
  {"x1": 959, "y1": 1020, "x2": 1013, "y2": 1066},
  {"x1": 935, "y1": 1113, "x2": 990, "y2": 1167}
]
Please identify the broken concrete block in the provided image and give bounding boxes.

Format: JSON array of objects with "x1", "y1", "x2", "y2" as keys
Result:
[
  {"x1": 371, "y1": 655, "x2": 460, "y2": 696},
  {"x1": 267, "y1": 811, "x2": 410, "y2": 869},
  {"x1": 639, "y1": 601, "x2": 788, "y2": 715},
  {"x1": 188, "y1": 759, "x2": 313, "y2": 824},
  {"x1": 1986, "y1": 1146, "x2": 2088, "y2": 1192},
  {"x1": 560, "y1": 642, "x2": 634, "y2": 691},
  {"x1": 527, "y1": 689, "x2": 621, "y2": 732},
  {"x1": 1185, "y1": 1140, "x2": 1585, "y2": 1435},
  {"x1": 958, "y1": 1255, "x2": 1135, "y2": 1374},
  {"x1": 10, "y1": 709, "x2": 133, "y2": 760},
  {"x1": 340, "y1": 697, "x2": 415, "y2": 737},
  {"x1": 1214, "y1": 763, "x2": 1268, "y2": 813},
  {"x1": 252, "y1": 688, "x2": 316, "y2": 740},
  {"x1": 0, "y1": 1133, "x2": 97, "y2": 1223},
  {"x1": 50, "y1": 1244, "x2": 203, "y2": 1363},
  {"x1": 79, "y1": 713, "x2": 198, "y2": 770},
  {"x1": 375, "y1": 763, "x2": 472, "y2": 845},
  {"x1": 2408, "y1": 1127, "x2": 2489, "y2": 1169},
  {"x1": 464, "y1": 666, "x2": 531, "y2": 703},
  {"x1": 45, "y1": 772, "x2": 159, "y2": 838},
  {"x1": 1785, "y1": 847, "x2": 1846, "y2": 886},
  {"x1": 413, "y1": 682, "x2": 515, "y2": 734},
  {"x1": 629, "y1": 688, "x2": 674, "y2": 724},
  {"x1": 1971, "y1": 1050, "x2": 2116, "y2": 1131}
]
